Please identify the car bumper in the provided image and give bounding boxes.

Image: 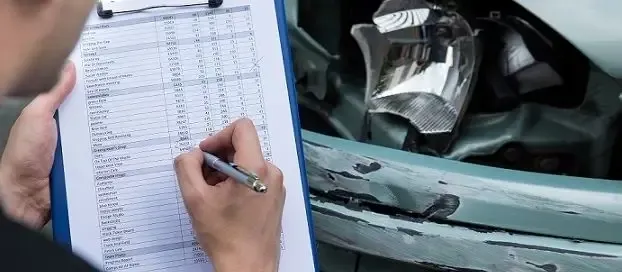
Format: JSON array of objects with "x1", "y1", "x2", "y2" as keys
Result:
[{"x1": 303, "y1": 130, "x2": 622, "y2": 271}]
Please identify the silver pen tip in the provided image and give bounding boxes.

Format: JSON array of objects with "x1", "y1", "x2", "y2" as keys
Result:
[{"x1": 253, "y1": 183, "x2": 268, "y2": 193}]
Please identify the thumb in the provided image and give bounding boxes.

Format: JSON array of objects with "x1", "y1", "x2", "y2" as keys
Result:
[
  {"x1": 28, "y1": 61, "x2": 76, "y2": 114},
  {"x1": 174, "y1": 149, "x2": 212, "y2": 208}
]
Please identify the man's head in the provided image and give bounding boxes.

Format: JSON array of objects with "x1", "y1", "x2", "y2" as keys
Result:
[{"x1": 0, "y1": 0, "x2": 94, "y2": 97}]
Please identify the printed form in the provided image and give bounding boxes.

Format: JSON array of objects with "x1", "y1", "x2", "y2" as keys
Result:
[{"x1": 57, "y1": 0, "x2": 315, "y2": 271}]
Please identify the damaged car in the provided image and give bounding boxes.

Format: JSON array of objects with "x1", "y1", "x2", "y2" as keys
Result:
[{"x1": 288, "y1": 0, "x2": 622, "y2": 271}]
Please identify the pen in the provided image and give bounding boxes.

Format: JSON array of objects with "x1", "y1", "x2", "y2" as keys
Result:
[{"x1": 202, "y1": 152, "x2": 268, "y2": 193}]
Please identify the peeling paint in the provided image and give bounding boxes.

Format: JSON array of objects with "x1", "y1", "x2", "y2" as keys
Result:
[
  {"x1": 483, "y1": 241, "x2": 618, "y2": 258},
  {"x1": 311, "y1": 196, "x2": 622, "y2": 272},
  {"x1": 327, "y1": 173, "x2": 336, "y2": 181},
  {"x1": 419, "y1": 262, "x2": 487, "y2": 272},
  {"x1": 420, "y1": 194, "x2": 460, "y2": 219},
  {"x1": 302, "y1": 139, "x2": 331, "y2": 149},
  {"x1": 396, "y1": 227, "x2": 422, "y2": 236},
  {"x1": 327, "y1": 189, "x2": 380, "y2": 203},
  {"x1": 353, "y1": 162, "x2": 382, "y2": 174},
  {"x1": 326, "y1": 169, "x2": 369, "y2": 181},
  {"x1": 526, "y1": 262, "x2": 558, "y2": 272},
  {"x1": 302, "y1": 130, "x2": 622, "y2": 244},
  {"x1": 302, "y1": 126, "x2": 622, "y2": 270},
  {"x1": 466, "y1": 226, "x2": 497, "y2": 234},
  {"x1": 561, "y1": 211, "x2": 581, "y2": 215},
  {"x1": 312, "y1": 203, "x2": 370, "y2": 224}
]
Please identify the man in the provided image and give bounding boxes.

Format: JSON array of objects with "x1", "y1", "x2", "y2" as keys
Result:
[{"x1": 0, "y1": 1, "x2": 286, "y2": 271}]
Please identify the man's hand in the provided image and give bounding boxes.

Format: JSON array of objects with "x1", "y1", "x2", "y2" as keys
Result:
[
  {"x1": 174, "y1": 119, "x2": 286, "y2": 272},
  {"x1": 0, "y1": 62, "x2": 76, "y2": 229}
]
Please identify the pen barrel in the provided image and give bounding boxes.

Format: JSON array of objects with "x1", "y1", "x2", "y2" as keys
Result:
[
  {"x1": 203, "y1": 152, "x2": 221, "y2": 166},
  {"x1": 203, "y1": 152, "x2": 257, "y2": 189},
  {"x1": 214, "y1": 160, "x2": 254, "y2": 186}
]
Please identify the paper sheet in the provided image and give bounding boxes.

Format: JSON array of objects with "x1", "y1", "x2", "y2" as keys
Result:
[{"x1": 57, "y1": 0, "x2": 315, "y2": 271}]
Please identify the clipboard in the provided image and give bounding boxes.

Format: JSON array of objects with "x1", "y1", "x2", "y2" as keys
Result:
[
  {"x1": 50, "y1": 0, "x2": 319, "y2": 270},
  {"x1": 95, "y1": 0, "x2": 224, "y2": 19}
]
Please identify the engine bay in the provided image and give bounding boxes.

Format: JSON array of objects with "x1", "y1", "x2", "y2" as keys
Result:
[{"x1": 290, "y1": 0, "x2": 622, "y2": 180}]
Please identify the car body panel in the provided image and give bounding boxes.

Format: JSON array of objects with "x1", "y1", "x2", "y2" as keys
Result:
[
  {"x1": 288, "y1": 0, "x2": 622, "y2": 269},
  {"x1": 312, "y1": 196, "x2": 622, "y2": 271},
  {"x1": 514, "y1": 0, "x2": 622, "y2": 79},
  {"x1": 304, "y1": 130, "x2": 622, "y2": 270},
  {"x1": 302, "y1": 129, "x2": 622, "y2": 244}
]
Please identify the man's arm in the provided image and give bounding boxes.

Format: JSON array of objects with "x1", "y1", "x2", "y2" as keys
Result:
[{"x1": 0, "y1": 210, "x2": 99, "y2": 271}]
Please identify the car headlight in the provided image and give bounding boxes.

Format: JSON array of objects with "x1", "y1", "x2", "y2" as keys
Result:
[{"x1": 351, "y1": 0, "x2": 479, "y2": 152}]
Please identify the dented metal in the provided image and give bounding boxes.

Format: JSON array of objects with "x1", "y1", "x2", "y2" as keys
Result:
[
  {"x1": 286, "y1": 0, "x2": 622, "y2": 269},
  {"x1": 302, "y1": 129, "x2": 622, "y2": 269},
  {"x1": 311, "y1": 196, "x2": 622, "y2": 271}
]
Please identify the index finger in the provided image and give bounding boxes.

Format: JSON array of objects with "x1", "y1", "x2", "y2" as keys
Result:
[{"x1": 199, "y1": 118, "x2": 267, "y2": 178}]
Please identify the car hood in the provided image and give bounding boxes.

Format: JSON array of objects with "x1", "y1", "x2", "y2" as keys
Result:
[{"x1": 514, "y1": 0, "x2": 622, "y2": 79}]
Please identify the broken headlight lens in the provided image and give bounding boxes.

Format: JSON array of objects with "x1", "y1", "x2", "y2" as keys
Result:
[{"x1": 351, "y1": 0, "x2": 478, "y2": 152}]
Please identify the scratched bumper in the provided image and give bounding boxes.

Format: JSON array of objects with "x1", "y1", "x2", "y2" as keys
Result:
[
  {"x1": 311, "y1": 196, "x2": 622, "y2": 271},
  {"x1": 301, "y1": 130, "x2": 622, "y2": 271}
]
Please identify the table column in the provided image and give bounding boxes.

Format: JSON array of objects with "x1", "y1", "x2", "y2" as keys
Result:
[
  {"x1": 221, "y1": 8, "x2": 245, "y2": 123},
  {"x1": 202, "y1": 10, "x2": 230, "y2": 132},
  {"x1": 217, "y1": 8, "x2": 243, "y2": 125},
  {"x1": 240, "y1": 72, "x2": 271, "y2": 160},
  {"x1": 81, "y1": 17, "x2": 185, "y2": 272},
  {"x1": 157, "y1": 15, "x2": 192, "y2": 159},
  {"x1": 166, "y1": 12, "x2": 211, "y2": 266},
  {"x1": 186, "y1": 11, "x2": 215, "y2": 142},
  {"x1": 233, "y1": 9, "x2": 272, "y2": 161}
]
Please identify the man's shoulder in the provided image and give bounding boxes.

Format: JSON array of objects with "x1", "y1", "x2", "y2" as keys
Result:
[{"x1": 0, "y1": 212, "x2": 99, "y2": 272}]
